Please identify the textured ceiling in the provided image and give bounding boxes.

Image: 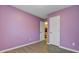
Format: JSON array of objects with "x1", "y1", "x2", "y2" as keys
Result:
[{"x1": 12, "y1": 5, "x2": 71, "y2": 19}]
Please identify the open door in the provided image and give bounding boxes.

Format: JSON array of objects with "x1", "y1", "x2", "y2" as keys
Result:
[
  {"x1": 49, "y1": 16, "x2": 60, "y2": 46},
  {"x1": 40, "y1": 21, "x2": 45, "y2": 41}
]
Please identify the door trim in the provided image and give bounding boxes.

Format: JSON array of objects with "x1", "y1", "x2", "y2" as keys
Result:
[{"x1": 40, "y1": 21, "x2": 45, "y2": 41}]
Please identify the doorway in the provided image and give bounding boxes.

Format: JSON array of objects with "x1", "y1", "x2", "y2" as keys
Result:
[
  {"x1": 49, "y1": 16, "x2": 60, "y2": 46},
  {"x1": 44, "y1": 21, "x2": 48, "y2": 43},
  {"x1": 40, "y1": 21, "x2": 48, "y2": 43}
]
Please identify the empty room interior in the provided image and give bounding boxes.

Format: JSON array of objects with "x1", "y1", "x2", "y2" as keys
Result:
[{"x1": 0, "y1": 5, "x2": 79, "y2": 53}]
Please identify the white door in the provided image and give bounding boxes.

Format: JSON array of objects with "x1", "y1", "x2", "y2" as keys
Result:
[
  {"x1": 49, "y1": 16, "x2": 60, "y2": 46},
  {"x1": 40, "y1": 21, "x2": 45, "y2": 41}
]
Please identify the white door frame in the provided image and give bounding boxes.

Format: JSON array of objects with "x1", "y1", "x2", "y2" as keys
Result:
[
  {"x1": 48, "y1": 16, "x2": 60, "y2": 46},
  {"x1": 40, "y1": 21, "x2": 45, "y2": 41}
]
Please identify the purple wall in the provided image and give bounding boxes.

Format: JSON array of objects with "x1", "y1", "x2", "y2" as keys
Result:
[
  {"x1": 0, "y1": 6, "x2": 40, "y2": 51},
  {"x1": 47, "y1": 6, "x2": 79, "y2": 51}
]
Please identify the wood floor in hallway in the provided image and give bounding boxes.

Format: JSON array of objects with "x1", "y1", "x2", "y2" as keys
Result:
[{"x1": 5, "y1": 41, "x2": 74, "y2": 53}]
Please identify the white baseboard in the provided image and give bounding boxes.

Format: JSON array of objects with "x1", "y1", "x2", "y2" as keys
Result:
[
  {"x1": 47, "y1": 43, "x2": 59, "y2": 46},
  {"x1": 59, "y1": 46, "x2": 79, "y2": 53},
  {"x1": 47, "y1": 42, "x2": 51, "y2": 44},
  {"x1": 48, "y1": 43, "x2": 79, "y2": 53},
  {"x1": 1, "y1": 40, "x2": 78, "y2": 53},
  {"x1": 40, "y1": 39, "x2": 45, "y2": 41},
  {"x1": 0, "y1": 40, "x2": 40, "y2": 53}
]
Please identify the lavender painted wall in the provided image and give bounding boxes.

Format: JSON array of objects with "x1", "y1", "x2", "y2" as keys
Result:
[
  {"x1": 47, "y1": 6, "x2": 79, "y2": 51},
  {"x1": 0, "y1": 6, "x2": 40, "y2": 51}
]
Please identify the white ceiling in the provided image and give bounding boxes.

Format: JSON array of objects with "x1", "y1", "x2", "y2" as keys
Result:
[{"x1": 12, "y1": 5, "x2": 71, "y2": 19}]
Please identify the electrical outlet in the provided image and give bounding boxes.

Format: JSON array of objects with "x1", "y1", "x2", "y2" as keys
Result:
[{"x1": 72, "y1": 42, "x2": 75, "y2": 46}]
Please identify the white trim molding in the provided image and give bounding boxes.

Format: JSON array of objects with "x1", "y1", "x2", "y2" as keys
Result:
[
  {"x1": 47, "y1": 42, "x2": 60, "y2": 47},
  {"x1": 0, "y1": 40, "x2": 40, "y2": 53},
  {"x1": 47, "y1": 42, "x2": 51, "y2": 45},
  {"x1": 48, "y1": 43, "x2": 79, "y2": 53},
  {"x1": 59, "y1": 46, "x2": 79, "y2": 53}
]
